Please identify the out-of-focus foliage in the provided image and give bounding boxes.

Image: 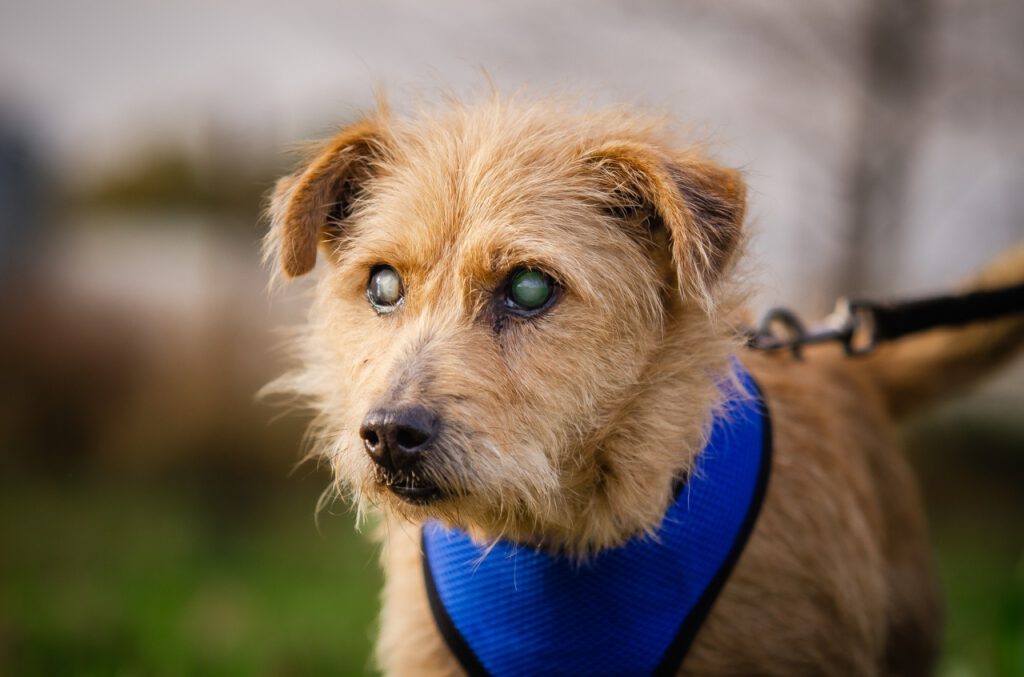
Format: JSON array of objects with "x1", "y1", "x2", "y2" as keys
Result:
[
  {"x1": 72, "y1": 149, "x2": 284, "y2": 223},
  {"x1": 0, "y1": 474, "x2": 381, "y2": 676}
]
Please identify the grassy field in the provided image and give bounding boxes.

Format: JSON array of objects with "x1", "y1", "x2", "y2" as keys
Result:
[
  {"x1": 911, "y1": 415, "x2": 1024, "y2": 677},
  {"x1": 0, "y1": 473, "x2": 381, "y2": 676},
  {"x1": 1, "y1": 442, "x2": 1021, "y2": 676}
]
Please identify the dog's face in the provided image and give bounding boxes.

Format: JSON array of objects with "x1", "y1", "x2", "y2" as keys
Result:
[{"x1": 266, "y1": 101, "x2": 746, "y2": 552}]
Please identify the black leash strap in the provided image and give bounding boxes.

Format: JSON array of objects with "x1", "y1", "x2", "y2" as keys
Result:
[{"x1": 745, "y1": 282, "x2": 1024, "y2": 358}]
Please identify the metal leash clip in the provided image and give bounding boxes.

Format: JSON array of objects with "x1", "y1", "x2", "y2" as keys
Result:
[
  {"x1": 746, "y1": 281, "x2": 1024, "y2": 358},
  {"x1": 745, "y1": 299, "x2": 879, "y2": 358}
]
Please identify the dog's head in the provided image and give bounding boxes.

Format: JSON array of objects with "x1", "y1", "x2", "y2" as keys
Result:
[{"x1": 266, "y1": 99, "x2": 746, "y2": 554}]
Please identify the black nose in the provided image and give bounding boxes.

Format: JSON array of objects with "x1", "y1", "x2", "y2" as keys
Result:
[{"x1": 360, "y1": 405, "x2": 439, "y2": 474}]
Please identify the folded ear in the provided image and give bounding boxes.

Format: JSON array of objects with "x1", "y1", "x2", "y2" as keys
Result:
[
  {"x1": 265, "y1": 116, "x2": 388, "y2": 279},
  {"x1": 585, "y1": 141, "x2": 746, "y2": 311}
]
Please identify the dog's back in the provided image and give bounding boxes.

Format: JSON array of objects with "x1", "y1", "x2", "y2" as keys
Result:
[
  {"x1": 264, "y1": 97, "x2": 1023, "y2": 676},
  {"x1": 702, "y1": 245, "x2": 1024, "y2": 676},
  {"x1": 858, "y1": 244, "x2": 1024, "y2": 419}
]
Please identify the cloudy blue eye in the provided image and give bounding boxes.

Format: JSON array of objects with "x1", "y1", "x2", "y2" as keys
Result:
[
  {"x1": 506, "y1": 268, "x2": 555, "y2": 313},
  {"x1": 367, "y1": 265, "x2": 403, "y2": 312}
]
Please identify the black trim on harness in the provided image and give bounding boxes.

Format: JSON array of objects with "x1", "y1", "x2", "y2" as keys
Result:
[
  {"x1": 652, "y1": 375, "x2": 774, "y2": 676},
  {"x1": 421, "y1": 377, "x2": 774, "y2": 677},
  {"x1": 422, "y1": 530, "x2": 490, "y2": 677}
]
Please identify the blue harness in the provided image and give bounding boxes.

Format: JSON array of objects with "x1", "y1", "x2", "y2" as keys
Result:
[{"x1": 421, "y1": 364, "x2": 772, "y2": 677}]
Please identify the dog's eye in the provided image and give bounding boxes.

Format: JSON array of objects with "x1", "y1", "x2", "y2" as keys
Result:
[
  {"x1": 367, "y1": 265, "x2": 404, "y2": 313},
  {"x1": 505, "y1": 268, "x2": 555, "y2": 314}
]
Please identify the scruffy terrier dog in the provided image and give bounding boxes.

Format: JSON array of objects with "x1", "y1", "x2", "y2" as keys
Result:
[{"x1": 264, "y1": 97, "x2": 1024, "y2": 676}]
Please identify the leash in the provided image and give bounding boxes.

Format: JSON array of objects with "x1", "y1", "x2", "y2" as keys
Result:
[{"x1": 744, "y1": 282, "x2": 1024, "y2": 359}]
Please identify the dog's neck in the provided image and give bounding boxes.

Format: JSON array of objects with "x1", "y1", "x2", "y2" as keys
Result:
[{"x1": 464, "y1": 301, "x2": 740, "y2": 558}]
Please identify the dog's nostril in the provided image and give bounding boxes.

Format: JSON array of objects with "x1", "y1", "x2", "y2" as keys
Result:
[
  {"x1": 395, "y1": 424, "x2": 431, "y2": 450},
  {"x1": 361, "y1": 405, "x2": 439, "y2": 473}
]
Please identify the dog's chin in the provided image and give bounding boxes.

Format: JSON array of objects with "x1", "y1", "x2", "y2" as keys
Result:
[
  {"x1": 386, "y1": 481, "x2": 443, "y2": 505},
  {"x1": 369, "y1": 470, "x2": 446, "y2": 507}
]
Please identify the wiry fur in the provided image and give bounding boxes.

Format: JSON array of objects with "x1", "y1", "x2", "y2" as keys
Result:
[
  {"x1": 264, "y1": 97, "x2": 745, "y2": 555},
  {"x1": 263, "y1": 95, "x2": 1024, "y2": 675}
]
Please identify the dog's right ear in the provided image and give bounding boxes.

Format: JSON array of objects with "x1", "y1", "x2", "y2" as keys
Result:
[{"x1": 265, "y1": 116, "x2": 389, "y2": 279}]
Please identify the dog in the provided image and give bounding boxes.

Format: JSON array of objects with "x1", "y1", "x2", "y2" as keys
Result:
[{"x1": 263, "y1": 96, "x2": 1024, "y2": 676}]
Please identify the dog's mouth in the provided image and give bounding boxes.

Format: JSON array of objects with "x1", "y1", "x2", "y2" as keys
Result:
[{"x1": 378, "y1": 471, "x2": 444, "y2": 505}]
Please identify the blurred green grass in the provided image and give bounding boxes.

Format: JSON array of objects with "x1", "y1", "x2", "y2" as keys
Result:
[
  {"x1": 936, "y1": 529, "x2": 1024, "y2": 677},
  {"x1": 0, "y1": 474, "x2": 381, "y2": 676},
  {"x1": 910, "y1": 412, "x2": 1024, "y2": 677},
  {"x1": 1, "y1": 412, "x2": 1022, "y2": 676}
]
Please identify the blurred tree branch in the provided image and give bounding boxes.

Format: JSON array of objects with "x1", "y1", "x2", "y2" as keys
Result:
[{"x1": 841, "y1": 0, "x2": 935, "y2": 295}]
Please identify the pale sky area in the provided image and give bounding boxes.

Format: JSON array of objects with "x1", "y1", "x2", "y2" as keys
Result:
[{"x1": 1, "y1": 0, "x2": 1022, "y2": 306}]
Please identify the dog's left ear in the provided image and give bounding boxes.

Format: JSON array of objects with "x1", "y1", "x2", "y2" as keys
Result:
[
  {"x1": 265, "y1": 115, "x2": 389, "y2": 280},
  {"x1": 585, "y1": 141, "x2": 746, "y2": 311}
]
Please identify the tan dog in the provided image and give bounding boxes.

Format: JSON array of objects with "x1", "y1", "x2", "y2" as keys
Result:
[{"x1": 264, "y1": 97, "x2": 1024, "y2": 676}]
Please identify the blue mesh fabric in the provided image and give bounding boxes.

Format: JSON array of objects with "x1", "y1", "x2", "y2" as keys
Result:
[{"x1": 422, "y1": 365, "x2": 769, "y2": 677}]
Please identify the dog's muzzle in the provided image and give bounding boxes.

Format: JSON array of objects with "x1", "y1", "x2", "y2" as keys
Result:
[{"x1": 360, "y1": 405, "x2": 443, "y2": 504}]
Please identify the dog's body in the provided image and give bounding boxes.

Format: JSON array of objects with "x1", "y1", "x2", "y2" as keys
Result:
[
  {"x1": 264, "y1": 97, "x2": 1024, "y2": 675},
  {"x1": 375, "y1": 351, "x2": 941, "y2": 676}
]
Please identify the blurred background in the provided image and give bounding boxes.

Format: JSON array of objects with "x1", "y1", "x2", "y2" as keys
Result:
[{"x1": 0, "y1": 0, "x2": 1022, "y2": 675}]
